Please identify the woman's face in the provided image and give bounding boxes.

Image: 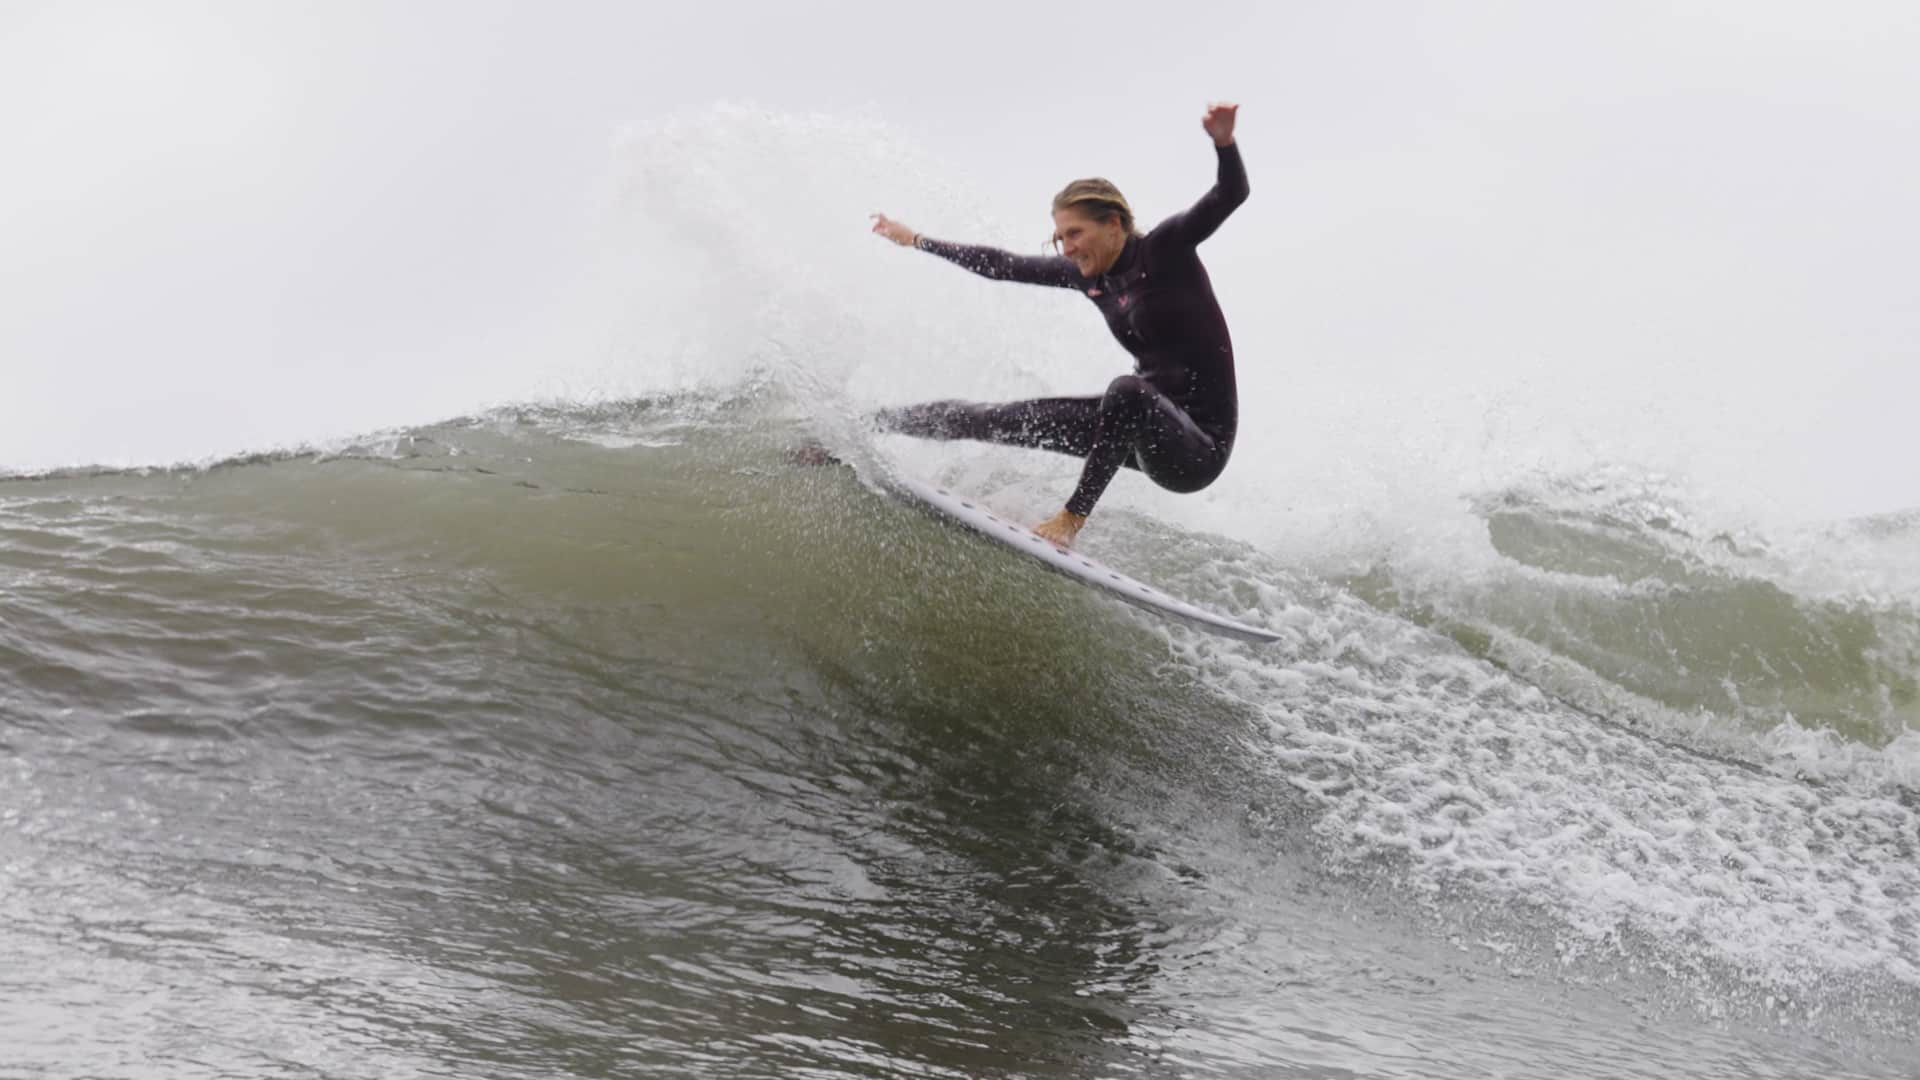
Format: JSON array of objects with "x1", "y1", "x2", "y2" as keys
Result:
[{"x1": 1052, "y1": 207, "x2": 1128, "y2": 278}]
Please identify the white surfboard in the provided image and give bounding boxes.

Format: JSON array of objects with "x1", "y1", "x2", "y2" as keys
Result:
[{"x1": 888, "y1": 472, "x2": 1281, "y2": 644}]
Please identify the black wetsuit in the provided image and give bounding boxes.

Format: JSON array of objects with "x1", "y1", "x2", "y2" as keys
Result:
[{"x1": 881, "y1": 142, "x2": 1249, "y2": 517}]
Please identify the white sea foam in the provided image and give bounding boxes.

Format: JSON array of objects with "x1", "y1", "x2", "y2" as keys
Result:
[{"x1": 1128, "y1": 551, "x2": 1920, "y2": 997}]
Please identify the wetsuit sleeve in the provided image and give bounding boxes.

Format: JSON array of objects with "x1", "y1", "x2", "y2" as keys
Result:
[
  {"x1": 915, "y1": 237, "x2": 1084, "y2": 289},
  {"x1": 1152, "y1": 142, "x2": 1249, "y2": 249}
]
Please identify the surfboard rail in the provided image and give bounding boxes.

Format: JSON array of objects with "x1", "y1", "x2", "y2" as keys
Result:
[{"x1": 887, "y1": 472, "x2": 1281, "y2": 644}]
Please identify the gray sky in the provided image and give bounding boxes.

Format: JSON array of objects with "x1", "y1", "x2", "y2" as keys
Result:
[{"x1": 3, "y1": 1, "x2": 1915, "y2": 519}]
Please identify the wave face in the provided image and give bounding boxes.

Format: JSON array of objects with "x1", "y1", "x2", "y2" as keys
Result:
[{"x1": 1, "y1": 394, "x2": 1915, "y2": 1078}]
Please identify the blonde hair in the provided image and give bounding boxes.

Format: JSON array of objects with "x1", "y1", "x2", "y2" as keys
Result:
[{"x1": 1049, "y1": 178, "x2": 1140, "y2": 251}]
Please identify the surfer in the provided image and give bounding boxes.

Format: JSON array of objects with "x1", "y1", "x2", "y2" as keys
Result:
[{"x1": 870, "y1": 101, "x2": 1247, "y2": 549}]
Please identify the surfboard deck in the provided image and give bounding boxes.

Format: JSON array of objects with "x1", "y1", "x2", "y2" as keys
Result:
[{"x1": 886, "y1": 472, "x2": 1281, "y2": 644}]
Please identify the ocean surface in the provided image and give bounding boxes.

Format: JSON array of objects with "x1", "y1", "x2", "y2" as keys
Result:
[{"x1": 2, "y1": 389, "x2": 1916, "y2": 1079}]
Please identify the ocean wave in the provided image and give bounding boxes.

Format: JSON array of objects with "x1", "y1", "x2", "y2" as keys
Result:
[{"x1": 5, "y1": 388, "x2": 1915, "y2": 1020}]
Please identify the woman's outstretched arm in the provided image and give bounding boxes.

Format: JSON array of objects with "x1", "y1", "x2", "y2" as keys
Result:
[{"x1": 871, "y1": 213, "x2": 1082, "y2": 288}]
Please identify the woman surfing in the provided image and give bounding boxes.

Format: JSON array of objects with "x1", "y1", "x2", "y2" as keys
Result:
[{"x1": 870, "y1": 101, "x2": 1248, "y2": 549}]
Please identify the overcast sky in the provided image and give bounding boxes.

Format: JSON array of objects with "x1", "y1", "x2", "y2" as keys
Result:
[{"x1": 2, "y1": 1, "x2": 1915, "y2": 519}]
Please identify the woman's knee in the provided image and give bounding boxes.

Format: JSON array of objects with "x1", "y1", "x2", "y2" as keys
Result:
[
  {"x1": 1101, "y1": 374, "x2": 1151, "y2": 408},
  {"x1": 1098, "y1": 376, "x2": 1157, "y2": 436}
]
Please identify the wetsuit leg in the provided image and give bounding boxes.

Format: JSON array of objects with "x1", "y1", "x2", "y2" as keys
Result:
[
  {"x1": 876, "y1": 397, "x2": 1108, "y2": 458},
  {"x1": 878, "y1": 376, "x2": 1226, "y2": 517},
  {"x1": 1063, "y1": 374, "x2": 1223, "y2": 516}
]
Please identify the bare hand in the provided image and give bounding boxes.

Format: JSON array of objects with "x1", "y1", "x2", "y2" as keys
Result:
[
  {"x1": 1202, "y1": 101, "x2": 1239, "y2": 147},
  {"x1": 870, "y1": 213, "x2": 918, "y2": 247},
  {"x1": 1032, "y1": 509, "x2": 1088, "y2": 550}
]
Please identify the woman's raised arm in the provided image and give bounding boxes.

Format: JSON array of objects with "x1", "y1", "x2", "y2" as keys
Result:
[{"x1": 1153, "y1": 102, "x2": 1250, "y2": 248}]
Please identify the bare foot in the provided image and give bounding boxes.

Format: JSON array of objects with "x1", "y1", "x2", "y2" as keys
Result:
[{"x1": 1032, "y1": 509, "x2": 1088, "y2": 549}]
